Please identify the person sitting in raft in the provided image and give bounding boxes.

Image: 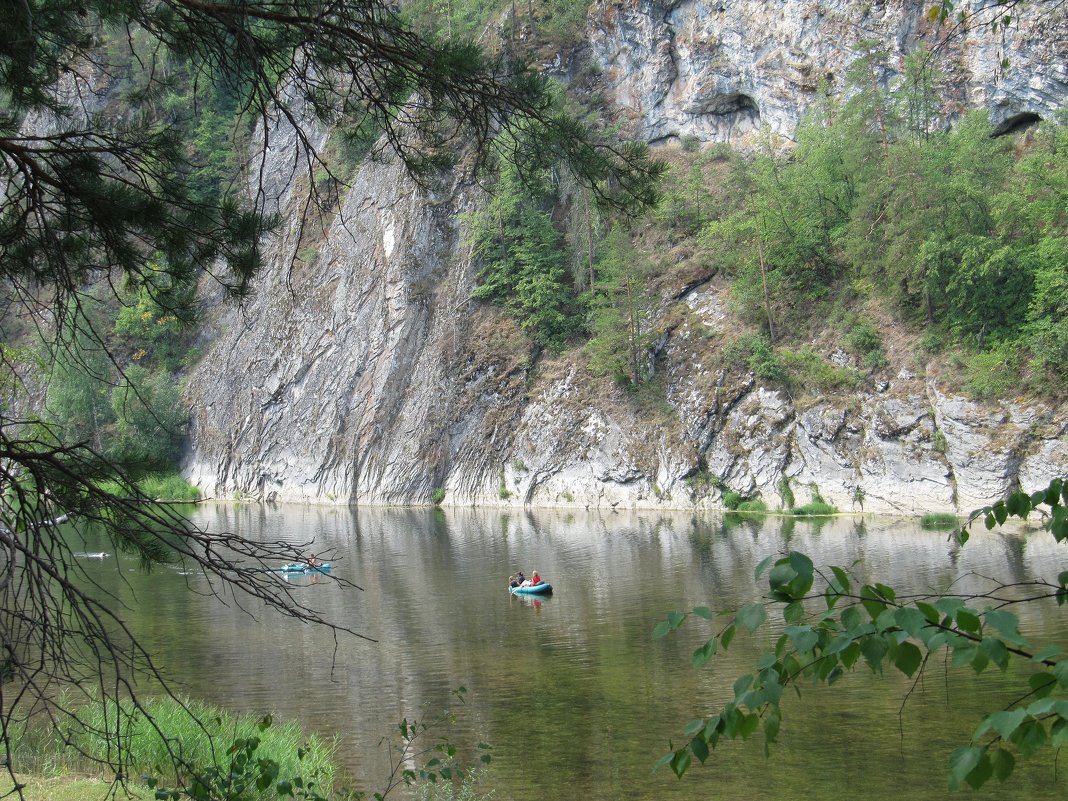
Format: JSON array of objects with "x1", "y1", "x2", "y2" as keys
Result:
[
  {"x1": 305, "y1": 553, "x2": 322, "y2": 568},
  {"x1": 528, "y1": 570, "x2": 542, "y2": 586},
  {"x1": 510, "y1": 571, "x2": 525, "y2": 588}
]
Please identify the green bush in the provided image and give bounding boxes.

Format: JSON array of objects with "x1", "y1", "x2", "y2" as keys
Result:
[
  {"x1": 721, "y1": 490, "x2": 744, "y2": 510},
  {"x1": 964, "y1": 341, "x2": 1020, "y2": 399},
  {"x1": 779, "y1": 476, "x2": 795, "y2": 510},
  {"x1": 432, "y1": 487, "x2": 446, "y2": 505}
]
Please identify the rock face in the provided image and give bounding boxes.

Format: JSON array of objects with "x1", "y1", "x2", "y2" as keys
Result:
[
  {"x1": 590, "y1": 0, "x2": 1068, "y2": 147},
  {"x1": 183, "y1": 2, "x2": 1068, "y2": 514}
]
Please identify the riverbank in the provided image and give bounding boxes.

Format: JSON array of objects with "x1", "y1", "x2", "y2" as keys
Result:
[{"x1": 0, "y1": 775, "x2": 149, "y2": 801}]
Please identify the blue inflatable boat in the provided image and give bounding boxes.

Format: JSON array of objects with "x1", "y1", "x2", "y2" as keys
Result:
[
  {"x1": 510, "y1": 582, "x2": 552, "y2": 595},
  {"x1": 276, "y1": 562, "x2": 331, "y2": 574}
]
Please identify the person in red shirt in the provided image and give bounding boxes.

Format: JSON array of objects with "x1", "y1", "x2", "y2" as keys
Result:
[{"x1": 529, "y1": 570, "x2": 542, "y2": 586}]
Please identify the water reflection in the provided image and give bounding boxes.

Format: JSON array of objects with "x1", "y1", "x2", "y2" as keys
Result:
[{"x1": 76, "y1": 505, "x2": 1067, "y2": 801}]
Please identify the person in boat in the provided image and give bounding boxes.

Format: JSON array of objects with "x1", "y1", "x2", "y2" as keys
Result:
[
  {"x1": 305, "y1": 553, "x2": 323, "y2": 568},
  {"x1": 510, "y1": 571, "x2": 525, "y2": 588},
  {"x1": 528, "y1": 570, "x2": 542, "y2": 586}
]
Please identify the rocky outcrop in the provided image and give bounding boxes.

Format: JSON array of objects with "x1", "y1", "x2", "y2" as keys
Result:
[
  {"x1": 589, "y1": 0, "x2": 1068, "y2": 147},
  {"x1": 182, "y1": 2, "x2": 1068, "y2": 515}
]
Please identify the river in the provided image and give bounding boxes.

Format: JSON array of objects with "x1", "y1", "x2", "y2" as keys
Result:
[{"x1": 82, "y1": 504, "x2": 1068, "y2": 800}]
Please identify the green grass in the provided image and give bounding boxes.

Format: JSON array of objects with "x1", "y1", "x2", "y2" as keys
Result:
[
  {"x1": 9, "y1": 696, "x2": 337, "y2": 799},
  {"x1": 735, "y1": 499, "x2": 768, "y2": 513},
  {"x1": 137, "y1": 473, "x2": 200, "y2": 501},
  {"x1": 1, "y1": 775, "x2": 151, "y2": 801},
  {"x1": 920, "y1": 512, "x2": 960, "y2": 530},
  {"x1": 791, "y1": 501, "x2": 838, "y2": 516},
  {"x1": 98, "y1": 473, "x2": 200, "y2": 502}
]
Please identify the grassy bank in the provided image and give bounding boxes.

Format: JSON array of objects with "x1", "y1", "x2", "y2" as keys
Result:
[
  {"x1": 0, "y1": 775, "x2": 150, "y2": 801},
  {"x1": 8, "y1": 697, "x2": 337, "y2": 800}
]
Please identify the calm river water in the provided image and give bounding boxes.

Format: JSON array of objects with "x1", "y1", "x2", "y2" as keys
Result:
[{"x1": 85, "y1": 504, "x2": 1067, "y2": 800}]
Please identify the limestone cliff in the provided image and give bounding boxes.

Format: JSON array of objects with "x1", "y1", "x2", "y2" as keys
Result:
[
  {"x1": 183, "y1": 1, "x2": 1068, "y2": 514},
  {"x1": 591, "y1": 0, "x2": 1067, "y2": 147}
]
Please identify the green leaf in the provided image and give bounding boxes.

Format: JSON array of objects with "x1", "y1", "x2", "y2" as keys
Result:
[
  {"x1": 788, "y1": 550, "x2": 814, "y2": 577},
  {"x1": 981, "y1": 637, "x2": 1010, "y2": 671},
  {"x1": 1031, "y1": 644, "x2": 1063, "y2": 663},
  {"x1": 737, "y1": 712, "x2": 760, "y2": 739},
  {"x1": 1026, "y1": 698, "x2": 1057, "y2": 717},
  {"x1": 1005, "y1": 491, "x2": 1030, "y2": 518},
  {"x1": 1028, "y1": 671, "x2": 1057, "y2": 698},
  {"x1": 965, "y1": 752, "x2": 993, "y2": 789},
  {"x1": 733, "y1": 674, "x2": 754, "y2": 699},
  {"x1": 861, "y1": 636, "x2": 889, "y2": 672},
  {"x1": 1052, "y1": 718, "x2": 1068, "y2": 749},
  {"x1": 763, "y1": 707, "x2": 781, "y2": 744},
  {"x1": 683, "y1": 718, "x2": 706, "y2": 737},
  {"x1": 915, "y1": 601, "x2": 940, "y2": 624},
  {"x1": 955, "y1": 608, "x2": 981, "y2": 634},
  {"x1": 935, "y1": 597, "x2": 965, "y2": 617},
  {"x1": 894, "y1": 607, "x2": 928, "y2": 638},
  {"x1": 894, "y1": 641, "x2": 923, "y2": 677},
  {"x1": 721, "y1": 624, "x2": 736, "y2": 650},
  {"x1": 754, "y1": 555, "x2": 775, "y2": 580},
  {"x1": 736, "y1": 603, "x2": 767, "y2": 633},
  {"x1": 987, "y1": 709, "x2": 1027, "y2": 740},
  {"x1": 1010, "y1": 719, "x2": 1047, "y2": 756},
  {"x1": 692, "y1": 639, "x2": 717, "y2": 669},
  {"x1": 948, "y1": 746, "x2": 982, "y2": 790},
  {"x1": 984, "y1": 609, "x2": 1026, "y2": 645},
  {"x1": 841, "y1": 605, "x2": 863, "y2": 632},
  {"x1": 783, "y1": 600, "x2": 805, "y2": 624},
  {"x1": 785, "y1": 625, "x2": 819, "y2": 653},
  {"x1": 690, "y1": 734, "x2": 709, "y2": 764},
  {"x1": 829, "y1": 565, "x2": 850, "y2": 594},
  {"x1": 692, "y1": 606, "x2": 713, "y2": 620},
  {"x1": 991, "y1": 747, "x2": 1015, "y2": 781}
]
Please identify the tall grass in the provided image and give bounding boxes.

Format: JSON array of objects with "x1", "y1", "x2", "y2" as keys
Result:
[
  {"x1": 791, "y1": 501, "x2": 837, "y2": 516},
  {"x1": 10, "y1": 696, "x2": 337, "y2": 798},
  {"x1": 137, "y1": 473, "x2": 200, "y2": 502}
]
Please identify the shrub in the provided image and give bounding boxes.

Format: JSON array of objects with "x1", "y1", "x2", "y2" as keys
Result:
[
  {"x1": 965, "y1": 341, "x2": 1020, "y2": 399},
  {"x1": 779, "y1": 476, "x2": 795, "y2": 510},
  {"x1": 721, "y1": 490, "x2": 744, "y2": 510},
  {"x1": 431, "y1": 488, "x2": 446, "y2": 505},
  {"x1": 843, "y1": 319, "x2": 883, "y2": 359}
]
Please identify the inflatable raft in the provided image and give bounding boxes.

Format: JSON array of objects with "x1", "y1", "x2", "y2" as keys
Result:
[
  {"x1": 276, "y1": 562, "x2": 331, "y2": 574},
  {"x1": 510, "y1": 582, "x2": 552, "y2": 595}
]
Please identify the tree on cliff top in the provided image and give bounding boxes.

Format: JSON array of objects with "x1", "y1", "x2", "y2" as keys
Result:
[{"x1": 0, "y1": 0, "x2": 661, "y2": 793}]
